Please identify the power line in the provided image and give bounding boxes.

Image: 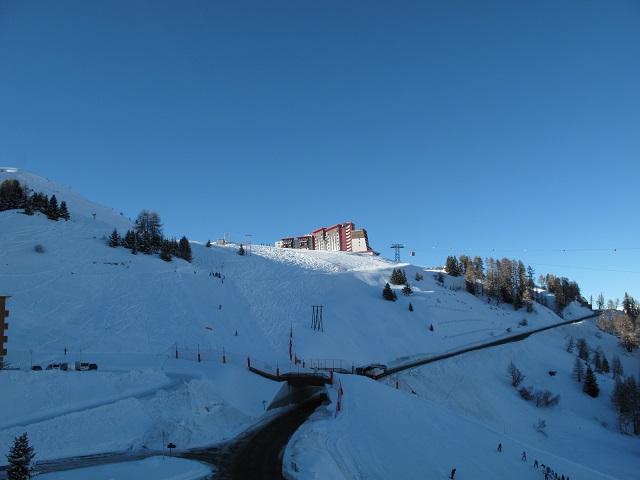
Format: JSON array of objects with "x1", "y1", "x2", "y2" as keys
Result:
[{"x1": 527, "y1": 262, "x2": 640, "y2": 275}]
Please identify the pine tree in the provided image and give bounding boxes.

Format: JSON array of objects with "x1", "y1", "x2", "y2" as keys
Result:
[
  {"x1": 612, "y1": 355, "x2": 624, "y2": 379},
  {"x1": 382, "y1": 283, "x2": 397, "y2": 302},
  {"x1": 46, "y1": 194, "x2": 59, "y2": 220},
  {"x1": 573, "y1": 357, "x2": 584, "y2": 383},
  {"x1": 122, "y1": 230, "x2": 134, "y2": 249},
  {"x1": 577, "y1": 338, "x2": 589, "y2": 362},
  {"x1": 583, "y1": 366, "x2": 600, "y2": 398},
  {"x1": 508, "y1": 362, "x2": 525, "y2": 387},
  {"x1": 596, "y1": 293, "x2": 605, "y2": 310},
  {"x1": 612, "y1": 376, "x2": 640, "y2": 435},
  {"x1": 566, "y1": 336, "x2": 575, "y2": 353},
  {"x1": 523, "y1": 288, "x2": 533, "y2": 312},
  {"x1": 390, "y1": 268, "x2": 407, "y2": 285},
  {"x1": 6, "y1": 432, "x2": 35, "y2": 480},
  {"x1": 58, "y1": 201, "x2": 70, "y2": 221},
  {"x1": 22, "y1": 196, "x2": 34, "y2": 216},
  {"x1": 178, "y1": 236, "x2": 192, "y2": 262},
  {"x1": 160, "y1": 241, "x2": 172, "y2": 262},
  {"x1": 238, "y1": 244, "x2": 245, "y2": 256},
  {"x1": 445, "y1": 256, "x2": 461, "y2": 276},
  {"x1": 408, "y1": 303, "x2": 414, "y2": 312},
  {"x1": 402, "y1": 283, "x2": 413, "y2": 295},
  {"x1": 108, "y1": 229, "x2": 120, "y2": 248},
  {"x1": 465, "y1": 266, "x2": 476, "y2": 294},
  {"x1": 593, "y1": 350, "x2": 603, "y2": 373},
  {"x1": 601, "y1": 355, "x2": 610, "y2": 374}
]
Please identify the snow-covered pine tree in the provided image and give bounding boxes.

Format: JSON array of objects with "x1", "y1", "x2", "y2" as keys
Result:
[
  {"x1": 402, "y1": 283, "x2": 413, "y2": 295},
  {"x1": 6, "y1": 432, "x2": 35, "y2": 480},
  {"x1": 206, "y1": 240, "x2": 212, "y2": 248},
  {"x1": 108, "y1": 229, "x2": 120, "y2": 248},
  {"x1": 238, "y1": 244, "x2": 245, "y2": 256},
  {"x1": 414, "y1": 272, "x2": 423, "y2": 282},
  {"x1": 382, "y1": 283, "x2": 396, "y2": 301},
  {"x1": 583, "y1": 366, "x2": 600, "y2": 397}
]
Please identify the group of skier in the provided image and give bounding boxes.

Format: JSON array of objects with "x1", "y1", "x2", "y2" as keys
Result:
[{"x1": 496, "y1": 443, "x2": 570, "y2": 480}]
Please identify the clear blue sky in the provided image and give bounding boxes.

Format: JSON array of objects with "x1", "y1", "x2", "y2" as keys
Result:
[{"x1": 1, "y1": 1, "x2": 638, "y2": 302}]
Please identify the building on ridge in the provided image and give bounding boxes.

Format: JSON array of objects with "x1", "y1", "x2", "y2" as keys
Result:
[{"x1": 277, "y1": 222, "x2": 372, "y2": 253}]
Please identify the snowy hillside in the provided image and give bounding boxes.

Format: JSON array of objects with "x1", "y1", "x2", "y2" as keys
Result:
[
  {"x1": 3, "y1": 169, "x2": 631, "y2": 479},
  {"x1": 1, "y1": 169, "x2": 582, "y2": 370},
  {"x1": 287, "y1": 320, "x2": 640, "y2": 480}
]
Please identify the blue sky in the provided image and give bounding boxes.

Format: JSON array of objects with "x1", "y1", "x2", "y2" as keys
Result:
[{"x1": 1, "y1": 1, "x2": 638, "y2": 302}]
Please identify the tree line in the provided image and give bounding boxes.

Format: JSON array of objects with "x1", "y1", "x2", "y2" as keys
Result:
[
  {"x1": 108, "y1": 210, "x2": 192, "y2": 263},
  {"x1": 596, "y1": 292, "x2": 639, "y2": 352},
  {"x1": 0, "y1": 179, "x2": 69, "y2": 221},
  {"x1": 444, "y1": 254, "x2": 585, "y2": 313}
]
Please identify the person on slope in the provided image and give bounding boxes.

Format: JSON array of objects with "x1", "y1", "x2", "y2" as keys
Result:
[
  {"x1": 521, "y1": 451, "x2": 527, "y2": 462},
  {"x1": 497, "y1": 443, "x2": 502, "y2": 452},
  {"x1": 449, "y1": 467, "x2": 456, "y2": 479}
]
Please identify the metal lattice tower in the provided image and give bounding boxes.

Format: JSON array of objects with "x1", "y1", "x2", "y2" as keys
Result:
[{"x1": 390, "y1": 244, "x2": 405, "y2": 263}]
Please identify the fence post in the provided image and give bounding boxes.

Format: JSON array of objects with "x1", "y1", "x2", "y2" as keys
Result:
[
  {"x1": 175, "y1": 343, "x2": 178, "y2": 359},
  {"x1": 222, "y1": 348, "x2": 226, "y2": 364},
  {"x1": 197, "y1": 344, "x2": 201, "y2": 363},
  {"x1": 276, "y1": 367, "x2": 280, "y2": 378}
]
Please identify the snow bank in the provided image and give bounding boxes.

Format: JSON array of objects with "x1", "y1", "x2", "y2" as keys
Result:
[{"x1": 39, "y1": 456, "x2": 211, "y2": 480}]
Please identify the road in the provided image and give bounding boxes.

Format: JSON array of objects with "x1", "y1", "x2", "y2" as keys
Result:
[
  {"x1": 182, "y1": 392, "x2": 327, "y2": 480},
  {"x1": 376, "y1": 313, "x2": 599, "y2": 379},
  {"x1": 0, "y1": 389, "x2": 327, "y2": 480}
]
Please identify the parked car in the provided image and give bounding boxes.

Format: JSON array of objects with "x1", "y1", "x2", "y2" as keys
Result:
[
  {"x1": 45, "y1": 362, "x2": 68, "y2": 371},
  {"x1": 31, "y1": 365, "x2": 42, "y2": 371},
  {"x1": 355, "y1": 363, "x2": 387, "y2": 377},
  {"x1": 75, "y1": 361, "x2": 98, "y2": 371}
]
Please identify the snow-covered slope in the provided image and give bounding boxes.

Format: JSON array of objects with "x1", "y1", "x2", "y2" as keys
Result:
[
  {"x1": 287, "y1": 320, "x2": 640, "y2": 480},
  {"x1": 4, "y1": 170, "x2": 628, "y2": 478},
  {"x1": 1, "y1": 169, "x2": 577, "y2": 369}
]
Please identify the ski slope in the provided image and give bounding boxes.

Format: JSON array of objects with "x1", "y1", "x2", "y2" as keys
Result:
[
  {"x1": 2, "y1": 169, "x2": 581, "y2": 369},
  {"x1": 4, "y1": 169, "x2": 634, "y2": 479},
  {"x1": 287, "y1": 320, "x2": 640, "y2": 480}
]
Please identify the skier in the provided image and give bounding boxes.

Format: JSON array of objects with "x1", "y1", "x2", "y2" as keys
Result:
[
  {"x1": 497, "y1": 442, "x2": 502, "y2": 452},
  {"x1": 449, "y1": 467, "x2": 456, "y2": 479},
  {"x1": 521, "y1": 451, "x2": 527, "y2": 462},
  {"x1": 534, "y1": 459, "x2": 539, "y2": 468}
]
